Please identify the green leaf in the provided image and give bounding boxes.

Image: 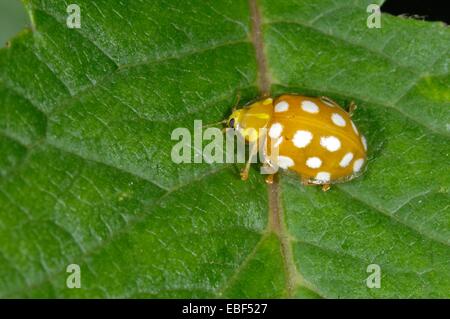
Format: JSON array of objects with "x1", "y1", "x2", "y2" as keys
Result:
[{"x1": 0, "y1": 0, "x2": 449, "y2": 298}]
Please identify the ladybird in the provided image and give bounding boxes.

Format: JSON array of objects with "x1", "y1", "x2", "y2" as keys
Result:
[{"x1": 226, "y1": 94, "x2": 367, "y2": 191}]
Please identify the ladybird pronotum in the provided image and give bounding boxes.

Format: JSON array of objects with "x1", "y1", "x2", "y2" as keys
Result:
[{"x1": 227, "y1": 94, "x2": 367, "y2": 191}]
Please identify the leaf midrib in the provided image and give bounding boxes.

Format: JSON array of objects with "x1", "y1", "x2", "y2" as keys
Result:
[{"x1": 249, "y1": 0, "x2": 304, "y2": 298}]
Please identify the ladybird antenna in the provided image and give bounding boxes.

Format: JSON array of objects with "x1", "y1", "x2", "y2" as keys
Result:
[
  {"x1": 201, "y1": 119, "x2": 227, "y2": 128},
  {"x1": 202, "y1": 93, "x2": 241, "y2": 129},
  {"x1": 232, "y1": 92, "x2": 241, "y2": 112}
]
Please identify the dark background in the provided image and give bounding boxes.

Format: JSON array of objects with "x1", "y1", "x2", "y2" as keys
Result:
[{"x1": 382, "y1": 0, "x2": 449, "y2": 24}]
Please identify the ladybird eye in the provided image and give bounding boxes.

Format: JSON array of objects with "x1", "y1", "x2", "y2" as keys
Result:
[{"x1": 229, "y1": 118, "x2": 235, "y2": 128}]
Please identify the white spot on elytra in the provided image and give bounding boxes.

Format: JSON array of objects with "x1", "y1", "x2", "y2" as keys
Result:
[
  {"x1": 316, "y1": 172, "x2": 331, "y2": 182},
  {"x1": 269, "y1": 123, "x2": 283, "y2": 139},
  {"x1": 274, "y1": 101, "x2": 289, "y2": 112},
  {"x1": 339, "y1": 152, "x2": 354, "y2": 168},
  {"x1": 273, "y1": 137, "x2": 283, "y2": 148},
  {"x1": 306, "y1": 157, "x2": 322, "y2": 169},
  {"x1": 351, "y1": 121, "x2": 359, "y2": 135},
  {"x1": 277, "y1": 155, "x2": 294, "y2": 169},
  {"x1": 331, "y1": 113, "x2": 346, "y2": 127},
  {"x1": 320, "y1": 136, "x2": 341, "y2": 152},
  {"x1": 301, "y1": 100, "x2": 319, "y2": 114},
  {"x1": 293, "y1": 130, "x2": 313, "y2": 148},
  {"x1": 353, "y1": 158, "x2": 364, "y2": 172},
  {"x1": 361, "y1": 135, "x2": 367, "y2": 151}
]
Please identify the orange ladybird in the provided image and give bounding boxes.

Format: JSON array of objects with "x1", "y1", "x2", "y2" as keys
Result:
[{"x1": 226, "y1": 94, "x2": 367, "y2": 191}]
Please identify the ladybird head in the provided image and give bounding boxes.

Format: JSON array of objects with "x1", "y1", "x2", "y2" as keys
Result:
[
  {"x1": 227, "y1": 108, "x2": 246, "y2": 130},
  {"x1": 226, "y1": 98, "x2": 273, "y2": 142}
]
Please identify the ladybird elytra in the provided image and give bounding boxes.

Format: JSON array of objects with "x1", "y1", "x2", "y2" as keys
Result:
[{"x1": 227, "y1": 94, "x2": 367, "y2": 190}]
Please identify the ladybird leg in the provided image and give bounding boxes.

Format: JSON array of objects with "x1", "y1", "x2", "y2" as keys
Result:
[
  {"x1": 301, "y1": 178, "x2": 315, "y2": 186},
  {"x1": 240, "y1": 141, "x2": 258, "y2": 181},
  {"x1": 260, "y1": 160, "x2": 275, "y2": 184},
  {"x1": 265, "y1": 173, "x2": 274, "y2": 184},
  {"x1": 301, "y1": 179, "x2": 330, "y2": 191},
  {"x1": 319, "y1": 96, "x2": 340, "y2": 107},
  {"x1": 348, "y1": 101, "x2": 357, "y2": 117}
]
